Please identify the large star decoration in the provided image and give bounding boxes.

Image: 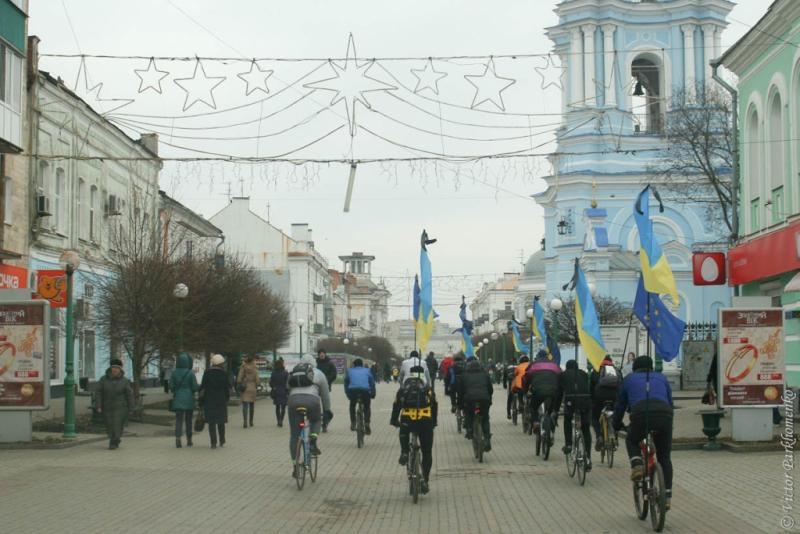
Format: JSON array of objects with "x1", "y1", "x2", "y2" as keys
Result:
[
  {"x1": 411, "y1": 59, "x2": 447, "y2": 95},
  {"x1": 74, "y1": 58, "x2": 134, "y2": 116},
  {"x1": 173, "y1": 58, "x2": 226, "y2": 111},
  {"x1": 304, "y1": 34, "x2": 396, "y2": 136},
  {"x1": 134, "y1": 57, "x2": 169, "y2": 94},
  {"x1": 237, "y1": 60, "x2": 273, "y2": 96},
  {"x1": 464, "y1": 58, "x2": 516, "y2": 111},
  {"x1": 535, "y1": 54, "x2": 566, "y2": 91}
]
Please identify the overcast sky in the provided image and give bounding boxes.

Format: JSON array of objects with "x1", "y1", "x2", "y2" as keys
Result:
[{"x1": 30, "y1": 0, "x2": 767, "y2": 325}]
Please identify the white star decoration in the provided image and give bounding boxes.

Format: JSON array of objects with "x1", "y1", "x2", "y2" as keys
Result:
[
  {"x1": 304, "y1": 34, "x2": 396, "y2": 136},
  {"x1": 464, "y1": 58, "x2": 516, "y2": 111},
  {"x1": 237, "y1": 60, "x2": 273, "y2": 96},
  {"x1": 173, "y1": 58, "x2": 226, "y2": 111},
  {"x1": 74, "y1": 58, "x2": 133, "y2": 115},
  {"x1": 411, "y1": 59, "x2": 447, "y2": 95},
  {"x1": 134, "y1": 57, "x2": 169, "y2": 94},
  {"x1": 535, "y1": 54, "x2": 566, "y2": 91}
]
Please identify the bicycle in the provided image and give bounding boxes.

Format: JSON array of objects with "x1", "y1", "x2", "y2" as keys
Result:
[
  {"x1": 522, "y1": 391, "x2": 533, "y2": 435},
  {"x1": 564, "y1": 396, "x2": 590, "y2": 486},
  {"x1": 598, "y1": 401, "x2": 618, "y2": 468},
  {"x1": 292, "y1": 407, "x2": 318, "y2": 490},
  {"x1": 355, "y1": 399, "x2": 365, "y2": 449},
  {"x1": 471, "y1": 405, "x2": 485, "y2": 463},
  {"x1": 535, "y1": 397, "x2": 554, "y2": 461},
  {"x1": 407, "y1": 430, "x2": 423, "y2": 503},
  {"x1": 455, "y1": 403, "x2": 464, "y2": 434},
  {"x1": 510, "y1": 390, "x2": 520, "y2": 426},
  {"x1": 633, "y1": 430, "x2": 667, "y2": 532}
]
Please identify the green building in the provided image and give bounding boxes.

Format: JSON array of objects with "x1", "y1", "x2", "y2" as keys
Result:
[{"x1": 719, "y1": 0, "x2": 800, "y2": 386}]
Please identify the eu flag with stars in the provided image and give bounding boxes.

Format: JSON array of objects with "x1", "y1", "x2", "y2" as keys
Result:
[{"x1": 633, "y1": 276, "x2": 686, "y2": 361}]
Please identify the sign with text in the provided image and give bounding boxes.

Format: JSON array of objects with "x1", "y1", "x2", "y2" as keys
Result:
[
  {"x1": 0, "y1": 264, "x2": 27, "y2": 289},
  {"x1": 719, "y1": 308, "x2": 784, "y2": 407},
  {"x1": 0, "y1": 302, "x2": 50, "y2": 410},
  {"x1": 34, "y1": 270, "x2": 67, "y2": 308},
  {"x1": 601, "y1": 325, "x2": 639, "y2": 368}
]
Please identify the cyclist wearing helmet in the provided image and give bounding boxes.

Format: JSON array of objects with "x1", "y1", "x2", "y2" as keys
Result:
[
  {"x1": 613, "y1": 356, "x2": 674, "y2": 510},
  {"x1": 502, "y1": 356, "x2": 517, "y2": 419},
  {"x1": 459, "y1": 358, "x2": 494, "y2": 451},
  {"x1": 390, "y1": 365, "x2": 438, "y2": 495},
  {"x1": 523, "y1": 350, "x2": 562, "y2": 435},
  {"x1": 560, "y1": 359, "x2": 592, "y2": 471},
  {"x1": 510, "y1": 354, "x2": 530, "y2": 418}
]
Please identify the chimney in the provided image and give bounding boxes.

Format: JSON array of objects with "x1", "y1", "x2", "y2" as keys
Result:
[
  {"x1": 139, "y1": 133, "x2": 159, "y2": 156},
  {"x1": 27, "y1": 35, "x2": 40, "y2": 88},
  {"x1": 291, "y1": 223, "x2": 309, "y2": 242}
]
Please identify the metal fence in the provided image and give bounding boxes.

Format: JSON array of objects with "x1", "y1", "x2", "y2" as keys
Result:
[{"x1": 683, "y1": 322, "x2": 718, "y2": 342}]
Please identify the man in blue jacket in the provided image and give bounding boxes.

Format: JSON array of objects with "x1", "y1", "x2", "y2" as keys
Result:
[
  {"x1": 345, "y1": 358, "x2": 376, "y2": 434},
  {"x1": 613, "y1": 356, "x2": 674, "y2": 510}
]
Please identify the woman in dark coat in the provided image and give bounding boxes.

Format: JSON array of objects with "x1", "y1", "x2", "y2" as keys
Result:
[
  {"x1": 200, "y1": 354, "x2": 230, "y2": 448},
  {"x1": 170, "y1": 352, "x2": 198, "y2": 448},
  {"x1": 96, "y1": 358, "x2": 134, "y2": 450},
  {"x1": 269, "y1": 358, "x2": 289, "y2": 427}
]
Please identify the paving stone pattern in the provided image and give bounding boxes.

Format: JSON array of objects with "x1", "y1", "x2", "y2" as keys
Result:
[{"x1": 0, "y1": 382, "x2": 790, "y2": 533}]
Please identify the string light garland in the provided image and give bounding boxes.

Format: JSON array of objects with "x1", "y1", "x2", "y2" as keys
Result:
[
  {"x1": 237, "y1": 59, "x2": 273, "y2": 96},
  {"x1": 411, "y1": 59, "x2": 447, "y2": 95},
  {"x1": 134, "y1": 57, "x2": 169, "y2": 94},
  {"x1": 464, "y1": 57, "x2": 516, "y2": 111},
  {"x1": 173, "y1": 57, "x2": 226, "y2": 111}
]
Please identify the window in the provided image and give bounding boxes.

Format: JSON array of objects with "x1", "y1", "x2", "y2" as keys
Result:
[
  {"x1": 79, "y1": 330, "x2": 95, "y2": 379},
  {"x1": 185, "y1": 240, "x2": 193, "y2": 259},
  {"x1": 36, "y1": 160, "x2": 47, "y2": 196},
  {"x1": 504, "y1": 301, "x2": 512, "y2": 311},
  {"x1": 89, "y1": 185, "x2": 98, "y2": 241},
  {"x1": 0, "y1": 44, "x2": 5, "y2": 102},
  {"x1": 77, "y1": 179, "x2": 85, "y2": 239},
  {"x1": 751, "y1": 198, "x2": 760, "y2": 233},
  {"x1": 54, "y1": 167, "x2": 65, "y2": 232},
  {"x1": 771, "y1": 187, "x2": 784, "y2": 224},
  {"x1": 769, "y1": 90, "x2": 785, "y2": 201},
  {"x1": 3, "y1": 176, "x2": 11, "y2": 224}
]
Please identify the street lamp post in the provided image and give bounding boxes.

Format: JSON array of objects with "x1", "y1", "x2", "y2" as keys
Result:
[
  {"x1": 482, "y1": 338, "x2": 489, "y2": 365},
  {"x1": 59, "y1": 250, "x2": 80, "y2": 439},
  {"x1": 491, "y1": 332, "x2": 499, "y2": 381},
  {"x1": 173, "y1": 283, "x2": 189, "y2": 350},
  {"x1": 298, "y1": 319, "x2": 305, "y2": 357}
]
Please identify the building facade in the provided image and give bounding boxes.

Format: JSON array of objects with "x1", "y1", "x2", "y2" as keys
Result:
[
  {"x1": 469, "y1": 273, "x2": 519, "y2": 336},
  {"x1": 537, "y1": 0, "x2": 734, "y2": 364},
  {"x1": 720, "y1": 0, "x2": 800, "y2": 387},
  {"x1": 383, "y1": 319, "x2": 456, "y2": 360},
  {"x1": 158, "y1": 190, "x2": 223, "y2": 261},
  {"x1": 336, "y1": 252, "x2": 391, "y2": 339}
]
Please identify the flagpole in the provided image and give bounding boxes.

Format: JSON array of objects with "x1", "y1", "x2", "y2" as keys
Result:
[{"x1": 622, "y1": 312, "x2": 635, "y2": 367}]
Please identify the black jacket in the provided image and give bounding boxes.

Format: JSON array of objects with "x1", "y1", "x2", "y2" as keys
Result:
[
  {"x1": 317, "y1": 357, "x2": 338, "y2": 386},
  {"x1": 200, "y1": 367, "x2": 230, "y2": 424},
  {"x1": 560, "y1": 368, "x2": 591, "y2": 410},
  {"x1": 425, "y1": 355, "x2": 438, "y2": 377},
  {"x1": 460, "y1": 365, "x2": 494, "y2": 403}
]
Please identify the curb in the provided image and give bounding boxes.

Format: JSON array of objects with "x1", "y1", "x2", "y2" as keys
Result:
[{"x1": 0, "y1": 435, "x2": 107, "y2": 450}]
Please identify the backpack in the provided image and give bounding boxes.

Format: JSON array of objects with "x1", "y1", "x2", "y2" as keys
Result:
[
  {"x1": 400, "y1": 378, "x2": 431, "y2": 409},
  {"x1": 288, "y1": 363, "x2": 315, "y2": 388},
  {"x1": 598, "y1": 364, "x2": 620, "y2": 388}
]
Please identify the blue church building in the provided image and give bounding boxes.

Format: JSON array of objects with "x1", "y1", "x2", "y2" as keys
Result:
[{"x1": 535, "y1": 0, "x2": 735, "y2": 358}]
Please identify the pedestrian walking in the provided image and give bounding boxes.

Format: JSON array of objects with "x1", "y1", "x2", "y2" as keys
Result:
[
  {"x1": 425, "y1": 351, "x2": 438, "y2": 388},
  {"x1": 160, "y1": 356, "x2": 174, "y2": 393},
  {"x1": 269, "y1": 358, "x2": 289, "y2": 427},
  {"x1": 237, "y1": 355, "x2": 259, "y2": 428},
  {"x1": 200, "y1": 354, "x2": 230, "y2": 449},
  {"x1": 96, "y1": 358, "x2": 134, "y2": 450},
  {"x1": 170, "y1": 352, "x2": 198, "y2": 448}
]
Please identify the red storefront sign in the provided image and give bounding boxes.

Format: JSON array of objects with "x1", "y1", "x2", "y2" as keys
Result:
[
  {"x1": 692, "y1": 252, "x2": 726, "y2": 285},
  {"x1": 0, "y1": 264, "x2": 27, "y2": 289},
  {"x1": 728, "y1": 220, "x2": 800, "y2": 286},
  {"x1": 33, "y1": 270, "x2": 67, "y2": 308}
]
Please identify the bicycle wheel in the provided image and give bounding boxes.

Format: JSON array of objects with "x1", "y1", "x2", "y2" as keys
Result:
[
  {"x1": 607, "y1": 432, "x2": 615, "y2": 469},
  {"x1": 309, "y1": 452, "x2": 318, "y2": 482},
  {"x1": 294, "y1": 438, "x2": 306, "y2": 491},
  {"x1": 599, "y1": 416, "x2": 608, "y2": 465},
  {"x1": 650, "y1": 463, "x2": 667, "y2": 532},
  {"x1": 535, "y1": 430, "x2": 542, "y2": 456},
  {"x1": 410, "y1": 448, "x2": 421, "y2": 503},
  {"x1": 512, "y1": 397, "x2": 518, "y2": 426},
  {"x1": 473, "y1": 415, "x2": 484, "y2": 463},
  {"x1": 542, "y1": 414, "x2": 551, "y2": 461},
  {"x1": 456, "y1": 409, "x2": 463, "y2": 434},
  {"x1": 575, "y1": 431, "x2": 586, "y2": 486},
  {"x1": 634, "y1": 479, "x2": 649, "y2": 520},
  {"x1": 356, "y1": 404, "x2": 364, "y2": 449}
]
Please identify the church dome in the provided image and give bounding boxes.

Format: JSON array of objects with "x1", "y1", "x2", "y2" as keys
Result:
[{"x1": 523, "y1": 250, "x2": 545, "y2": 278}]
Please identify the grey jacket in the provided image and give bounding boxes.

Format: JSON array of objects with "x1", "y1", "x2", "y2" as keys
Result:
[{"x1": 288, "y1": 368, "x2": 331, "y2": 412}]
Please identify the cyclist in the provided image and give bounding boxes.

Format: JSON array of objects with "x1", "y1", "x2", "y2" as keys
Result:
[
  {"x1": 523, "y1": 350, "x2": 561, "y2": 436},
  {"x1": 502, "y1": 356, "x2": 518, "y2": 419},
  {"x1": 288, "y1": 355, "x2": 332, "y2": 475},
  {"x1": 316, "y1": 349, "x2": 337, "y2": 432},
  {"x1": 613, "y1": 356, "x2": 674, "y2": 510},
  {"x1": 591, "y1": 354, "x2": 621, "y2": 451},
  {"x1": 510, "y1": 354, "x2": 530, "y2": 418},
  {"x1": 399, "y1": 350, "x2": 431, "y2": 386},
  {"x1": 447, "y1": 355, "x2": 467, "y2": 413},
  {"x1": 345, "y1": 358, "x2": 376, "y2": 435},
  {"x1": 460, "y1": 358, "x2": 494, "y2": 451},
  {"x1": 390, "y1": 365, "x2": 438, "y2": 495},
  {"x1": 425, "y1": 351, "x2": 438, "y2": 388},
  {"x1": 560, "y1": 359, "x2": 592, "y2": 470}
]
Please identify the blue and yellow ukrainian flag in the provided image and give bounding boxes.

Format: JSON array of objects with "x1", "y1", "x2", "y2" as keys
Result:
[
  {"x1": 456, "y1": 297, "x2": 476, "y2": 358},
  {"x1": 415, "y1": 231, "x2": 436, "y2": 353},
  {"x1": 531, "y1": 296, "x2": 548, "y2": 352},
  {"x1": 573, "y1": 261, "x2": 608, "y2": 371},
  {"x1": 634, "y1": 186, "x2": 679, "y2": 305},
  {"x1": 510, "y1": 319, "x2": 529, "y2": 354}
]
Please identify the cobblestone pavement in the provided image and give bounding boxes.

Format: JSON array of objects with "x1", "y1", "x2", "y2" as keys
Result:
[{"x1": 0, "y1": 382, "x2": 791, "y2": 533}]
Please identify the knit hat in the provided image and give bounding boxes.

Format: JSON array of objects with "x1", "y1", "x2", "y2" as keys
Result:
[
  {"x1": 110, "y1": 358, "x2": 124, "y2": 369},
  {"x1": 565, "y1": 359, "x2": 577, "y2": 370},
  {"x1": 210, "y1": 354, "x2": 225, "y2": 367},
  {"x1": 633, "y1": 356, "x2": 653, "y2": 372},
  {"x1": 536, "y1": 349, "x2": 549, "y2": 360}
]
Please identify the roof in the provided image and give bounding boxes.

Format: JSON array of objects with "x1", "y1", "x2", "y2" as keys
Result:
[
  {"x1": 159, "y1": 190, "x2": 222, "y2": 238},
  {"x1": 523, "y1": 250, "x2": 546, "y2": 276}
]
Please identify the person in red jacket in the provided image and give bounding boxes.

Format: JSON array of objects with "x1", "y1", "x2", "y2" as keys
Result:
[{"x1": 439, "y1": 355, "x2": 454, "y2": 407}]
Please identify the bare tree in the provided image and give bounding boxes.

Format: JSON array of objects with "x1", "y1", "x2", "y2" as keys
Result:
[
  {"x1": 547, "y1": 295, "x2": 631, "y2": 345},
  {"x1": 315, "y1": 335, "x2": 399, "y2": 365},
  {"x1": 648, "y1": 86, "x2": 734, "y2": 235}
]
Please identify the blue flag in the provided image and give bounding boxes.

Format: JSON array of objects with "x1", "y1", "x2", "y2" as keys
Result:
[
  {"x1": 454, "y1": 297, "x2": 476, "y2": 358},
  {"x1": 510, "y1": 319, "x2": 529, "y2": 355},
  {"x1": 531, "y1": 296, "x2": 548, "y2": 351},
  {"x1": 633, "y1": 275, "x2": 686, "y2": 361},
  {"x1": 412, "y1": 275, "x2": 420, "y2": 323}
]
